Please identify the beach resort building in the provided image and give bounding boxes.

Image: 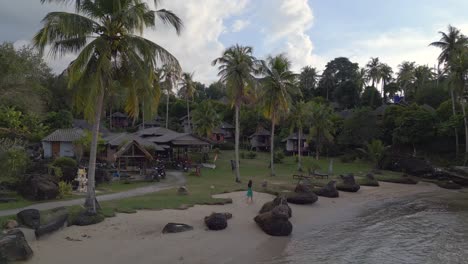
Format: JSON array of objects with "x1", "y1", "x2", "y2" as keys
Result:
[
  {"x1": 249, "y1": 127, "x2": 271, "y2": 151},
  {"x1": 282, "y1": 132, "x2": 310, "y2": 155}
]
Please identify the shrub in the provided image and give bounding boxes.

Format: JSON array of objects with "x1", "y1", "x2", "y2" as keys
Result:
[
  {"x1": 0, "y1": 147, "x2": 30, "y2": 187},
  {"x1": 217, "y1": 142, "x2": 235, "y2": 150},
  {"x1": 51, "y1": 157, "x2": 77, "y2": 182},
  {"x1": 246, "y1": 151, "x2": 257, "y2": 159},
  {"x1": 273, "y1": 151, "x2": 285, "y2": 163},
  {"x1": 240, "y1": 152, "x2": 246, "y2": 159},
  {"x1": 58, "y1": 181, "x2": 72, "y2": 198},
  {"x1": 52, "y1": 157, "x2": 77, "y2": 168}
]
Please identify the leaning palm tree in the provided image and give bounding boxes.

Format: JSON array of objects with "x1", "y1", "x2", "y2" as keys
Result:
[
  {"x1": 259, "y1": 54, "x2": 298, "y2": 176},
  {"x1": 430, "y1": 25, "x2": 468, "y2": 156},
  {"x1": 212, "y1": 45, "x2": 260, "y2": 182},
  {"x1": 308, "y1": 102, "x2": 335, "y2": 160},
  {"x1": 289, "y1": 100, "x2": 309, "y2": 171},
  {"x1": 179, "y1": 72, "x2": 196, "y2": 133},
  {"x1": 35, "y1": 0, "x2": 182, "y2": 213}
]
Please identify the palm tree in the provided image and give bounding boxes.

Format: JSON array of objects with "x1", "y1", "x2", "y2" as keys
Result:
[
  {"x1": 35, "y1": 0, "x2": 182, "y2": 213},
  {"x1": 259, "y1": 54, "x2": 298, "y2": 176},
  {"x1": 289, "y1": 100, "x2": 309, "y2": 171},
  {"x1": 379, "y1": 63, "x2": 393, "y2": 103},
  {"x1": 430, "y1": 25, "x2": 468, "y2": 156},
  {"x1": 366, "y1": 57, "x2": 381, "y2": 88},
  {"x1": 192, "y1": 101, "x2": 222, "y2": 138},
  {"x1": 161, "y1": 63, "x2": 181, "y2": 128},
  {"x1": 356, "y1": 68, "x2": 369, "y2": 94},
  {"x1": 212, "y1": 45, "x2": 260, "y2": 183},
  {"x1": 309, "y1": 102, "x2": 334, "y2": 160},
  {"x1": 179, "y1": 72, "x2": 195, "y2": 133},
  {"x1": 397, "y1": 61, "x2": 416, "y2": 99}
]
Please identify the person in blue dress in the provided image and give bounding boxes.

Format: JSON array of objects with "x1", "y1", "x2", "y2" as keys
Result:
[{"x1": 246, "y1": 180, "x2": 253, "y2": 204}]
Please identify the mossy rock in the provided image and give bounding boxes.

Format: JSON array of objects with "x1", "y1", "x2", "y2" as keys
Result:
[
  {"x1": 378, "y1": 177, "x2": 418, "y2": 185},
  {"x1": 435, "y1": 181, "x2": 462, "y2": 190},
  {"x1": 67, "y1": 206, "x2": 105, "y2": 226}
]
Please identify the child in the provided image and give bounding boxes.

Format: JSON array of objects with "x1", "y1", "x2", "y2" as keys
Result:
[{"x1": 246, "y1": 180, "x2": 253, "y2": 204}]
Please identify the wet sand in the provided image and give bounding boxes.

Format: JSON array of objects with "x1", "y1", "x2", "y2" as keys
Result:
[{"x1": 27, "y1": 182, "x2": 446, "y2": 264}]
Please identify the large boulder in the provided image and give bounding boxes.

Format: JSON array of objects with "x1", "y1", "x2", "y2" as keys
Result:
[
  {"x1": 286, "y1": 193, "x2": 318, "y2": 204},
  {"x1": 19, "y1": 174, "x2": 59, "y2": 200},
  {"x1": 337, "y1": 174, "x2": 361, "y2": 192},
  {"x1": 314, "y1": 181, "x2": 339, "y2": 198},
  {"x1": 259, "y1": 196, "x2": 292, "y2": 218},
  {"x1": 177, "y1": 186, "x2": 188, "y2": 195},
  {"x1": 379, "y1": 154, "x2": 433, "y2": 176},
  {"x1": 362, "y1": 173, "x2": 379, "y2": 187},
  {"x1": 294, "y1": 182, "x2": 313, "y2": 193},
  {"x1": 162, "y1": 223, "x2": 193, "y2": 234},
  {"x1": 71, "y1": 210, "x2": 105, "y2": 226},
  {"x1": 35, "y1": 209, "x2": 69, "y2": 238},
  {"x1": 204, "y1": 213, "x2": 228, "y2": 231},
  {"x1": 254, "y1": 205, "x2": 292, "y2": 236},
  {"x1": 16, "y1": 209, "x2": 41, "y2": 229},
  {"x1": 0, "y1": 229, "x2": 33, "y2": 261}
]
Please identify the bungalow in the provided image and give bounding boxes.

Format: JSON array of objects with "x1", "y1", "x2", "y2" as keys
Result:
[
  {"x1": 282, "y1": 132, "x2": 310, "y2": 154},
  {"x1": 42, "y1": 128, "x2": 84, "y2": 158},
  {"x1": 138, "y1": 116, "x2": 165, "y2": 130},
  {"x1": 102, "y1": 132, "x2": 165, "y2": 162},
  {"x1": 112, "y1": 140, "x2": 154, "y2": 175},
  {"x1": 249, "y1": 127, "x2": 271, "y2": 151},
  {"x1": 210, "y1": 122, "x2": 235, "y2": 143},
  {"x1": 110, "y1": 112, "x2": 129, "y2": 129},
  {"x1": 180, "y1": 115, "x2": 193, "y2": 133}
]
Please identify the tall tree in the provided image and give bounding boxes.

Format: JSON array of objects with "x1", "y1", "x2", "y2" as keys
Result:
[
  {"x1": 35, "y1": 0, "x2": 182, "y2": 213},
  {"x1": 179, "y1": 72, "x2": 195, "y2": 132},
  {"x1": 212, "y1": 45, "x2": 259, "y2": 183},
  {"x1": 430, "y1": 25, "x2": 468, "y2": 156},
  {"x1": 414, "y1": 65, "x2": 434, "y2": 94},
  {"x1": 366, "y1": 57, "x2": 381, "y2": 88},
  {"x1": 379, "y1": 63, "x2": 393, "y2": 103},
  {"x1": 162, "y1": 63, "x2": 181, "y2": 128},
  {"x1": 397, "y1": 61, "x2": 416, "y2": 99},
  {"x1": 192, "y1": 100, "x2": 221, "y2": 138},
  {"x1": 308, "y1": 102, "x2": 335, "y2": 160},
  {"x1": 318, "y1": 57, "x2": 359, "y2": 104},
  {"x1": 299, "y1": 66, "x2": 318, "y2": 101},
  {"x1": 259, "y1": 54, "x2": 297, "y2": 176},
  {"x1": 289, "y1": 100, "x2": 309, "y2": 171}
]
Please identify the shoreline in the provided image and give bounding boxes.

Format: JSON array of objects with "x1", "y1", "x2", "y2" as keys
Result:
[{"x1": 27, "y1": 182, "x2": 450, "y2": 264}]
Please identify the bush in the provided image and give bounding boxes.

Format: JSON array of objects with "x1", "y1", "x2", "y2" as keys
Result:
[
  {"x1": 240, "y1": 152, "x2": 246, "y2": 159},
  {"x1": 273, "y1": 151, "x2": 285, "y2": 163},
  {"x1": 58, "y1": 181, "x2": 72, "y2": 198},
  {"x1": 0, "y1": 147, "x2": 30, "y2": 188},
  {"x1": 52, "y1": 157, "x2": 77, "y2": 168},
  {"x1": 51, "y1": 157, "x2": 77, "y2": 182},
  {"x1": 246, "y1": 151, "x2": 257, "y2": 159}
]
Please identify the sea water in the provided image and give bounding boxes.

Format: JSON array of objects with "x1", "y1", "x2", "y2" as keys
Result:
[{"x1": 263, "y1": 191, "x2": 468, "y2": 264}]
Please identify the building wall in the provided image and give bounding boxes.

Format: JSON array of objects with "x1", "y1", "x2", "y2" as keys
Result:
[
  {"x1": 42, "y1": 141, "x2": 52, "y2": 158},
  {"x1": 60, "y1": 142, "x2": 75, "y2": 157},
  {"x1": 286, "y1": 140, "x2": 294, "y2": 152}
]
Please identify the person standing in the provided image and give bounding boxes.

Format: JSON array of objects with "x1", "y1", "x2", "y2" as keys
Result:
[{"x1": 246, "y1": 180, "x2": 253, "y2": 204}]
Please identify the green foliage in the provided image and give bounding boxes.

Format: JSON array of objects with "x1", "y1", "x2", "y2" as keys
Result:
[
  {"x1": 299, "y1": 66, "x2": 318, "y2": 101},
  {"x1": 309, "y1": 102, "x2": 335, "y2": 159},
  {"x1": 357, "y1": 139, "x2": 387, "y2": 167},
  {"x1": 44, "y1": 110, "x2": 73, "y2": 130},
  {"x1": 393, "y1": 105, "x2": 437, "y2": 150},
  {"x1": 360, "y1": 86, "x2": 382, "y2": 108},
  {"x1": 317, "y1": 57, "x2": 359, "y2": 101},
  {"x1": 192, "y1": 100, "x2": 222, "y2": 137},
  {"x1": 339, "y1": 107, "x2": 381, "y2": 146},
  {"x1": 273, "y1": 151, "x2": 285, "y2": 163},
  {"x1": 217, "y1": 142, "x2": 235, "y2": 150},
  {"x1": 0, "y1": 144, "x2": 29, "y2": 187},
  {"x1": 52, "y1": 157, "x2": 77, "y2": 168},
  {"x1": 58, "y1": 181, "x2": 72, "y2": 198}
]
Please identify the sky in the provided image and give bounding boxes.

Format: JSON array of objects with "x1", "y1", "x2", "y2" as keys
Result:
[{"x1": 1, "y1": 0, "x2": 468, "y2": 84}]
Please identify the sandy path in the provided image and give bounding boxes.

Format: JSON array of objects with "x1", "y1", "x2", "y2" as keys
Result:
[{"x1": 27, "y1": 182, "x2": 446, "y2": 264}]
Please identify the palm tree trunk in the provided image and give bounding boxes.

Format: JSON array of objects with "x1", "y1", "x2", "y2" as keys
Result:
[
  {"x1": 315, "y1": 128, "x2": 320, "y2": 160},
  {"x1": 165, "y1": 89, "x2": 169, "y2": 128},
  {"x1": 186, "y1": 97, "x2": 191, "y2": 133},
  {"x1": 84, "y1": 89, "x2": 104, "y2": 213},
  {"x1": 109, "y1": 104, "x2": 112, "y2": 130},
  {"x1": 270, "y1": 113, "x2": 275, "y2": 176},
  {"x1": 234, "y1": 104, "x2": 241, "y2": 183},
  {"x1": 297, "y1": 128, "x2": 302, "y2": 171},
  {"x1": 460, "y1": 99, "x2": 468, "y2": 154},
  {"x1": 451, "y1": 88, "x2": 460, "y2": 156}
]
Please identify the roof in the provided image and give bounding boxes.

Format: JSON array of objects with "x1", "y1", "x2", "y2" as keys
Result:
[
  {"x1": 136, "y1": 127, "x2": 178, "y2": 137},
  {"x1": 249, "y1": 127, "x2": 271, "y2": 138},
  {"x1": 72, "y1": 119, "x2": 110, "y2": 135},
  {"x1": 42, "y1": 128, "x2": 84, "y2": 142},
  {"x1": 171, "y1": 134, "x2": 210, "y2": 146},
  {"x1": 281, "y1": 132, "x2": 309, "y2": 142},
  {"x1": 111, "y1": 112, "x2": 128, "y2": 118},
  {"x1": 103, "y1": 133, "x2": 165, "y2": 151},
  {"x1": 114, "y1": 140, "x2": 154, "y2": 160}
]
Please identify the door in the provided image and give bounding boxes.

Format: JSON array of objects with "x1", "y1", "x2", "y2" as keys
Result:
[{"x1": 52, "y1": 142, "x2": 60, "y2": 157}]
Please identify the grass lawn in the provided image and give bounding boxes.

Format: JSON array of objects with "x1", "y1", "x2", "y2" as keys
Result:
[{"x1": 0, "y1": 150, "x2": 416, "y2": 228}]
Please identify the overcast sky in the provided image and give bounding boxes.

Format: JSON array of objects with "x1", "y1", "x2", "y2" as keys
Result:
[{"x1": 1, "y1": 0, "x2": 468, "y2": 84}]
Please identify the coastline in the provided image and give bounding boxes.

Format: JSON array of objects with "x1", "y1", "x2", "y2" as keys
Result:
[{"x1": 27, "y1": 182, "x2": 448, "y2": 264}]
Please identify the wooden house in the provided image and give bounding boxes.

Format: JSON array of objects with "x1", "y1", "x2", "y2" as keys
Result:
[
  {"x1": 282, "y1": 133, "x2": 309, "y2": 154},
  {"x1": 42, "y1": 128, "x2": 84, "y2": 158},
  {"x1": 249, "y1": 127, "x2": 271, "y2": 151},
  {"x1": 112, "y1": 140, "x2": 154, "y2": 175},
  {"x1": 110, "y1": 112, "x2": 129, "y2": 129}
]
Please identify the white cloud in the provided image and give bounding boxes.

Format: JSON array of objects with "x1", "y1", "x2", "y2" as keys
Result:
[{"x1": 231, "y1": 19, "x2": 250, "y2": 33}]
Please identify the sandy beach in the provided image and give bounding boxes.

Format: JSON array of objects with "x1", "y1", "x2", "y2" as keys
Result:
[{"x1": 27, "y1": 182, "x2": 447, "y2": 264}]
